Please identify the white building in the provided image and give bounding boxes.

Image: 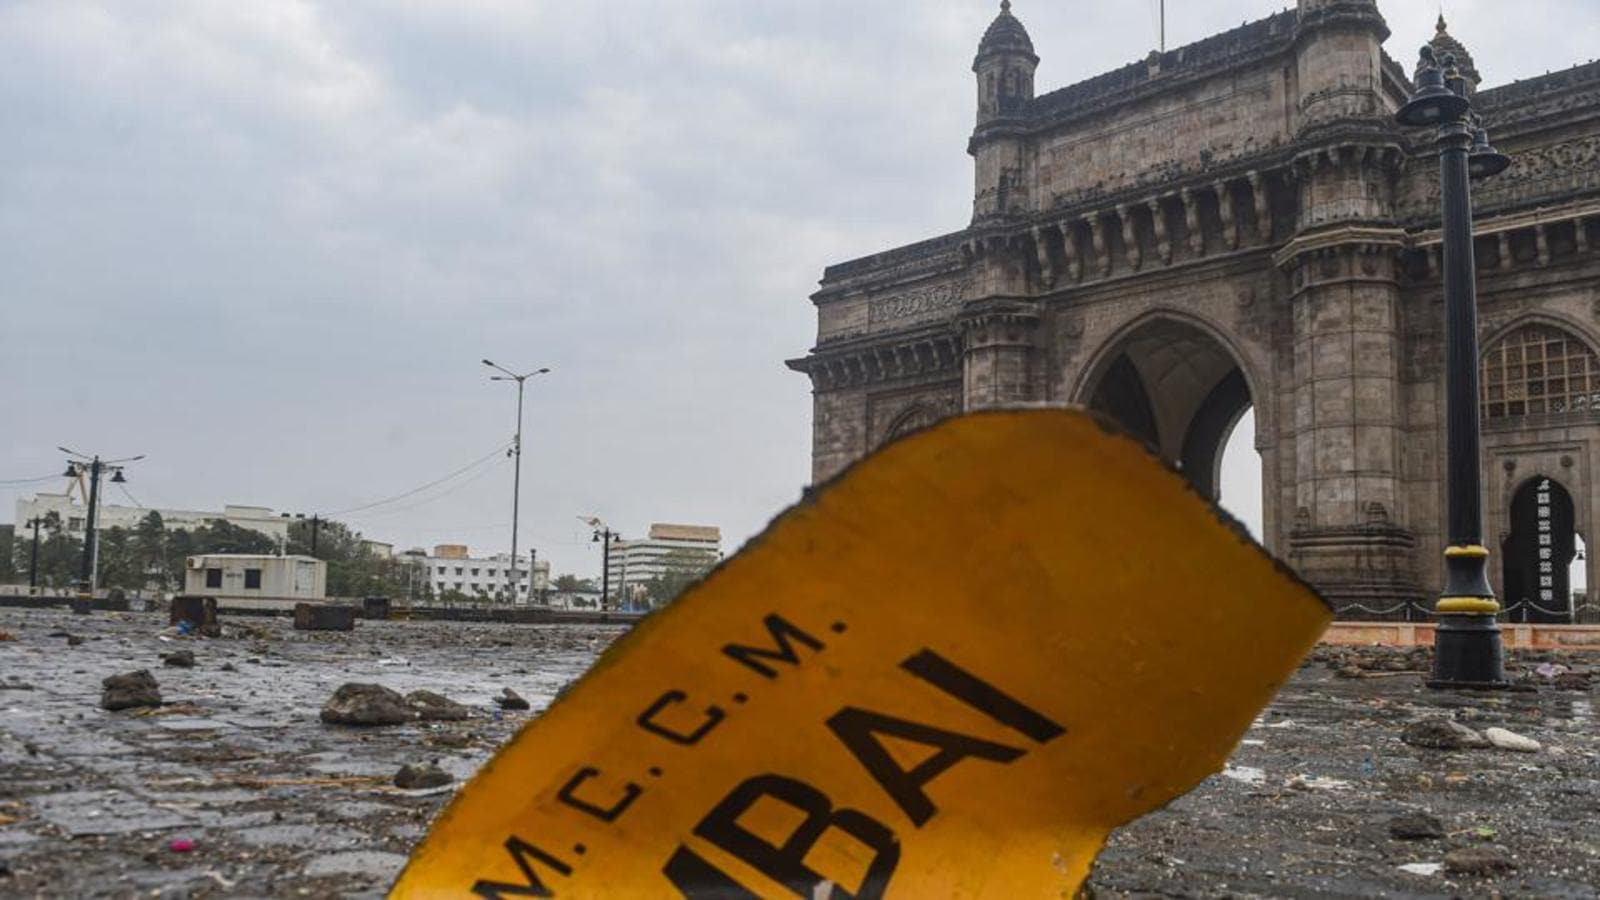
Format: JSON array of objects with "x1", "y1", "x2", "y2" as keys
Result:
[
  {"x1": 15, "y1": 494, "x2": 289, "y2": 544},
  {"x1": 184, "y1": 554, "x2": 326, "y2": 611},
  {"x1": 606, "y1": 524, "x2": 721, "y2": 604},
  {"x1": 414, "y1": 544, "x2": 551, "y2": 605}
]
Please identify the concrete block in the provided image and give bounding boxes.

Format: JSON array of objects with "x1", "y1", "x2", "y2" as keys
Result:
[
  {"x1": 361, "y1": 597, "x2": 392, "y2": 620},
  {"x1": 169, "y1": 596, "x2": 218, "y2": 629},
  {"x1": 295, "y1": 604, "x2": 356, "y2": 632}
]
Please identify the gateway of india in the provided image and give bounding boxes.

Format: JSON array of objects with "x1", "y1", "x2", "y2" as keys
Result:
[{"x1": 788, "y1": 0, "x2": 1600, "y2": 620}]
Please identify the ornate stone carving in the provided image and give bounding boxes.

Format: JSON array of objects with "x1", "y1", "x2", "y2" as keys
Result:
[{"x1": 867, "y1": 280, "x2": 972, "y2": 327}]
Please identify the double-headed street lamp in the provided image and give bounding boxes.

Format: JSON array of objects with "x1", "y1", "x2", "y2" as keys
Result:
[
  {"x1": 582, "y1": 516, "x2": 620, "y2": 611},
  {"x1": 60, "y1": 447, "x2": 143, "y2": 596},
  {"x1": 1396, "y1": 47, "x2": 1512, "y2": 689},
  {"x1": 484, "y1": 360, "x2": 551, "y2": 605}
]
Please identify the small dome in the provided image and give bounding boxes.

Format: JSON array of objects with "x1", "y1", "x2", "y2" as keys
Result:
[
  {"x1": 1422, "y1": 15, "x2": 1480, "y2": 85},
  {"x1": 977, "y1": 1, "x2": 1037, "y2": 62}
]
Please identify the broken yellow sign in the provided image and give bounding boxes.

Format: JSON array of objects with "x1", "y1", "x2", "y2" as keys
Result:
[{"x1": 392, "y1": 408, "x2": 1331, "y2": 898}]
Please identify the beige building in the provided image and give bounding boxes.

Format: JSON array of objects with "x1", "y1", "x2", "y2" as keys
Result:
[
  {"x1": 607, "y1": 524, "x2": 722, "y2": 605},
  {"x1": 789, "y1": 1, "x2": 1600, "y2": 621},
  {"x1": 184, "y1": 554, "x2": 326, "y2": 611}
]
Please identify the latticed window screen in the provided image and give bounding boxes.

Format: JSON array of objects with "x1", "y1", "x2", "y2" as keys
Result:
[{"x1": 1482, "y1": 325, "x2": 1600, "y2": 419}]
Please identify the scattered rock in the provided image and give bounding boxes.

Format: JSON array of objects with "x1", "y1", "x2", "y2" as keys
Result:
[
  {"x1": 496, "y1": 687, "x2": 531, "y2": 711},
  {"x1": 320, "y1": 683, "x2": 415, "y2": 726},
  {"x1": 1444, "y1": 846, "x2": 1515, "y2": 876},
  {"x1": 1553, "y1": 671, "x2": 1592, "y2": 691},
  {"x1": 1388, "y1": 811, "x2": 1445, "y2": 841},
  {"x1": 394, "y1": 763, "x2": 454, "y2": 790},
  {"x1": 1483, "y1": 727, "x2": 1542, "y2": 753},
  {"x1": 162, "y1": 650, "x2": 196, "y2": 668},
  {"x1": 0, "y1": 632, "x2": 15, "y2": 642},
  {"x1": 406, "y1": 690, "x2": 472, "y2": 721},
  {"x1": 101, "y1": 670, "x2": 162, "y2": 711},
  {"x1": 220, "y1": 663, "x2": 237, "y2": 673},
  {"x1": 427, "y1": 731, "x2": 475, "y2": 749},
  {"x1": 66, "y1": 635, "x2": 85, "y2": 647},
  {"x1": 1400, "y1": 718, "x2": 1488, "y2": 751}
]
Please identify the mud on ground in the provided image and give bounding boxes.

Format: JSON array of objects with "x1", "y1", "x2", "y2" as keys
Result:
[{"x1": 0, "y1": 609, "x2": 1596, "y2": 898}]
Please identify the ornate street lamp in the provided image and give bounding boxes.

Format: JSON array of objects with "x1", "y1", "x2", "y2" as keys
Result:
[{"x1": 1397, "y1": 47, "x2": 1512, "y2": 689}]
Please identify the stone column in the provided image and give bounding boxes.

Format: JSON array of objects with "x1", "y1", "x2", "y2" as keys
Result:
[
  {"x1": 958, "y1": 299, "x2": 1042, "y2": 411},
  {"x1": 1117, "y1": 205, "x2": 1142, "y2": 271},
  {"x1": 1278, "y1": 230, "x2": 1424, "y2": 614}
]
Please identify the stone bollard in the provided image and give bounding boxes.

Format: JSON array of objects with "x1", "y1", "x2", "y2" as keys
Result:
[
  {"x1": 70, "y1": 596, "x2": 94, "y2": 615},
  {"x1": 294, "y1": 603, "x2": 356, "y2": 632},
  {"x1": 361, "y1": 597, "x2": 392, "y2": 620},
  {"x1": 169, "y1": 596, "x2": 218, "y2": 630}
]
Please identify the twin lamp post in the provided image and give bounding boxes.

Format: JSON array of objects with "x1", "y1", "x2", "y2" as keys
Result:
[{"x1": 1397, "y1": 45, "x2": 1513, "y2": 689}]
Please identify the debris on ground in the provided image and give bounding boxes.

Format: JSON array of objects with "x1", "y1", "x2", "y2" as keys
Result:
[
  {"x1": 495, "y1": 687, "x2": 531, "y2": 711},
  {"x1": 394, "y1": 763, "x2": 454, "y2": 790},
  {"x1": 1444, "y1": 846, "x2": 1517, "y2": 876},
  {"x1": 1400, "y1": 717, "x2": 1489, "y2": 751},
  {"x1": 1483, "y1": 727, "x2": 1542, "y2": 753},
  {"x1": 100, "y1": 670, "x2": 161, "y2": 711},
  {"x1": 161, "y1": 649, "x2": 196, "y2": 668},
  {"x1": 406, "y1": 690, "x2": 472, "y2": 721},
  {"x1": 1553, "y1": 671, "x2": 1593, "y2": 691},
  {"x1": 0, "y1": 631, "x2": 15, "y2": 642},
  {"x1": 168, "y1": 839, "x2": 195, "y2": 853},
  {"x1": 1388, "y1": 811, "x2": 1445, "y2": 840},
  {"x1": 320, "y1": 683, "x2": 415, "y2": 726}
]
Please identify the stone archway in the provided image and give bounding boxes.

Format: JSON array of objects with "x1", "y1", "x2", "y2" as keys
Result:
[{"x1": 1077, "y1": 316, "x2": 1256, "y2": 502}]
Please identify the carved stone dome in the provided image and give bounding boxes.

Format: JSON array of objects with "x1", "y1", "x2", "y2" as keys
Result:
[
  {"x1": 977, "y1": 1, "x2": 1038, "y2": 63},
  {"x1": 1423, "y1": 15, "x2": 1481, "y2": 86}
]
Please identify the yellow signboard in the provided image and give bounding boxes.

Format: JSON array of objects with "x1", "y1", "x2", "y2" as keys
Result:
[{"x1": 393, "y1": 409, "x2": 1331, "y2": 898}]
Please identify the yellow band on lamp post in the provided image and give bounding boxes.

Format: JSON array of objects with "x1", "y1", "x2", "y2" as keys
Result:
[
  {"x1": 1443, "y1": 545, "x2": 1490, "y2": 559},
  {"x1": 1436, "y1": 597, "x2": 1501, "y2": 615}
]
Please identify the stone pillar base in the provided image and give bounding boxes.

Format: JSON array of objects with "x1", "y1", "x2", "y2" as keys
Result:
[{"x1": 1290, "y1": 524, "x2": 1426, "y2": 619}]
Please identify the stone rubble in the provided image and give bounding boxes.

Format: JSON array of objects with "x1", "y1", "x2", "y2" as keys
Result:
[{"x1": 100, "y1": 670, "x2": 161, "y2": 711}]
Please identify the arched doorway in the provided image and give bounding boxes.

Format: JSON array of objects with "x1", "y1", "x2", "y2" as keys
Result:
[
  {"x1": 1080, "y1": 318, "x2": 1256, "y2": 503},
  {"x1": 1502, "y1": 475, "x2": 1578, "y2": 624}
]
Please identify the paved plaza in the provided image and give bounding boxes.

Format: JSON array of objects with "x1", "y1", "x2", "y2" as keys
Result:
[{"x1": 0, "y1": 608, "x2": 1595, "y2": 898}]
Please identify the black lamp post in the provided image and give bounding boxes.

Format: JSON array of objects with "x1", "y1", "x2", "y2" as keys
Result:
[
  {"x1": 591, "y1": 525, "x2": 618, "y2": 611},
  {"x1": 26, "y1": 517, "x2": 44, "y2": 593},
  {"x1": 61, "y1": 449, "x2": 142, "y2": 598},
  {"x1": 1396, "y1": 47, "x2": 1511, "y2": 689}
]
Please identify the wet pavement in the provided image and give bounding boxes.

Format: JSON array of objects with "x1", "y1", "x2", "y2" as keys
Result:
[{"x1": 0, "y1": 608, "x2": 1596, "y2": 898}]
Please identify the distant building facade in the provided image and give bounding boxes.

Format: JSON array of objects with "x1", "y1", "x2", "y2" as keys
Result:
[
  {"x1": 416, "y1": 544, "x2": 551, "y2": 604},
  {"x1": 184, "y1": 553, "x2": 326, "y2": 610},
  {"x1": 606, "y1": 524, "x2": 722, "y2": 602},
  {"x1": 15, "y1": 495, "x2": 289, "y2": 544},
  {"x1": 789, "y1": 1, "x2": 1600, "y2": 621}
]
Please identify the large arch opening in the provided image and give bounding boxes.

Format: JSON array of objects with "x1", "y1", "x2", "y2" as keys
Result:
[
  {"x1": 1081, "y1": 317, "x2": 1258, "y2": 508},
  {"x1": 1502, "y1": 475, "x2": 1580, "y2": 624}
]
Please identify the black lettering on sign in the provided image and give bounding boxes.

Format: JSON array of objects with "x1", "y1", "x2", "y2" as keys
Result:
[
  {"x1": 826, "y1": 708, "x2": 1024, "y2": 827},
  {"x1": 722, "y1": 614, "x2": 824, "y2": 680},
  {"x1": 638, "y1": 691, "x2": 726, "y2": 746},
  {"x1": 471, "y1": 837, "x2": 571, "y2": 898},
  {"x1": 901, "y1": 649, "x2": 1066, "y2": 743},
  {"x1": 665, "y1": 773, "x2": 900, "y2": 899},
  {"x1": 556, "y1": 766, "x2": 642, "y2": 823}
]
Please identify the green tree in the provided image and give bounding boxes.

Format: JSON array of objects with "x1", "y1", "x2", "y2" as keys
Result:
[
  {"x1": 285, "y1": 517, "x2": 416, "y2": 600},
  {"x1": 640, "y1": 548, "x2": 718, "y2": 609},
  {"x1": 0, "y1": 524, "x2": 14, "y2": 582},
  {"x1": 31, "y1": 514, "x2": 83, "y2": 589},
  {"x1": 554, "y1": 573, "x2": 598, "y2": 592}
]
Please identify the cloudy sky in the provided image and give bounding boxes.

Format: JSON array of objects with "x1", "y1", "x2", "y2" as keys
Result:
[{"x1": 3, "y1": 1, "x2": 1596, "y2": 580}]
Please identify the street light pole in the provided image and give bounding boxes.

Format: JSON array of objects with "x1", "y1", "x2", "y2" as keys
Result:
[
  {"x1": 27, "y1": 517, "x2": 42, "y2": 593},
  {"x1": 484, "y1": 360, "x2": 551, "y2": 606},
  {"x1": 1396, "y1": 47, "x2": 1512, "y2": 689},
  {"x1": 61, "y1": 448, "x2": 142, "y2": 597}
]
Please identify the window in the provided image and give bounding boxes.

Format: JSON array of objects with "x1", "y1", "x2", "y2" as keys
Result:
[
  {"x1": 69, "y1": 517, "x2": 85, "y2": 531},
  {"x1": 437, "y1": 566, "x2": 447, "y2": 576},
  {"x1": 244, "y1": 568, "x2": 262, "y2": 590},
  {"x1": 205, "y1": 568, "x2": 222, "y2": 589},
  {"x1": 471, "y1": 568, "x2": 480, "y2": 577},
  {"x1": 1482, "y1": 324, "x2": 1600, "y2": 419},
  {"x1": 455, "y1": 567, "x2": 464, "y2": 575}
]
